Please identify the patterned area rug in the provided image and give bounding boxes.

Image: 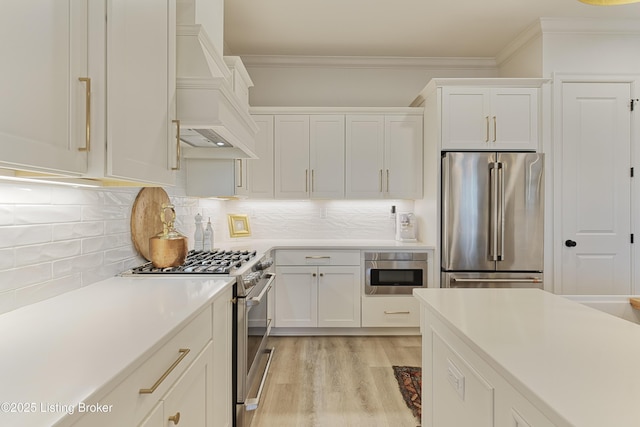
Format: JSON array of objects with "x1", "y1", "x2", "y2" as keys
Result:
[{"x1": 392, "y1": 365, "x2": 422, "y2": 422}]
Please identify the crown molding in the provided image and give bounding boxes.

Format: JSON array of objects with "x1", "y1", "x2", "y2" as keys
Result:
[
  {"x1": 539, "y1": 17, "x2": 640, "y2": 34},
  {"x1": 495, "y1": 20, "x2": 543, "y2": 68},
  {"x1": 239, "y1": 54, "x2": 497, "y2": 70}
]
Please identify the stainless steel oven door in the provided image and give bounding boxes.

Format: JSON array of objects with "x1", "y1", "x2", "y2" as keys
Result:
[
  {"x1": 236, "y1": 272, "x2": 275, "y2": 427},
  {"x1": 364, "y1": 252, "x2": 428, "y2": 295}
]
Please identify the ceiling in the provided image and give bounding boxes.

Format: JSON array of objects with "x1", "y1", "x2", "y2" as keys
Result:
[{"x1": 224, "y1": 0, "x2": 640, "y2": 58}]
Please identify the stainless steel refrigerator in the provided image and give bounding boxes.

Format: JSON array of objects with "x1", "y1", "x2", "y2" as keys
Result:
[{"x1": 441, "y1": 152, "x2": 544, "y2": 288}]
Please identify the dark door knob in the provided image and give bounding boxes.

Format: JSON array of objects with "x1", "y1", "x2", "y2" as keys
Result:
[{"x1": 565, "y1": 239, "x2": 577, "y2": 247}]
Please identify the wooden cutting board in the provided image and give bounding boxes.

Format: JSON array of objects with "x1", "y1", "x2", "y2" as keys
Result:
[{"x1": 131, "y1": 187, "x2": 171, "y2": 261}]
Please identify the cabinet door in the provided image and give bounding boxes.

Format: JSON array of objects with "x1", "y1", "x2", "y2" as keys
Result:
[
  {"x1": 163, "y1": 343, "x2": 214, "y2": 427},
  {"x1": 384, "y1": 115, "x2": 423, "y2": 199},
  {"x1": 241, "y1": 115, "x2": 275, "y2": 198},
  {"x1": 212, "y1": 287, "x2": 233, "y2": 427},
  {"x1": 491, "y1": 88, "x2": 538, "y2": 150},
  {"x1": 310, "y1": 115, "x2": 345, "y2": 199},
  {"x1": 441, "y1": 87, "x2": 491, "y2": 150},
  {"x1": 275, "y1": 266, "x2": 318, "y2": 327},
  {"x1": 138, "y1": 402, "x2": 163, "y2": 427},
  {"x1": 106, "y1": 0, "x2": 177, "y2": 185},
  {"x1": 0, "y1": 1, "x2": 89, "y2": 174},
  {"x1": 345, "y1": 115, "x2": 385, "y2": 198},
  {"x1": 275, "y1": 115, "x2": 310, "y2": 199},
  {"x1": 317, "y1": 266, "x2": 361, "y2": 328}
]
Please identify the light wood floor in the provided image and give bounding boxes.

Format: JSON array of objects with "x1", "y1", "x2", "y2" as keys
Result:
[{"x1": 251, "y1": 335, "x2": 422, "y2": 427}]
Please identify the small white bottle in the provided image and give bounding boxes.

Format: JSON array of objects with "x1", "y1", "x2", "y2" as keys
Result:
[
  {"x1": 204, "y1": 217, "x2": 214, "y2": 251},
  {"x1": 194, "y1": 213, "x2": 204, "y2": 251}
]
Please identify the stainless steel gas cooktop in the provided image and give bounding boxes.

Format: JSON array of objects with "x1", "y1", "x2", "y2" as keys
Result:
[{"x1": 128, "y1": 249, "x2": 258, "y2": 275}]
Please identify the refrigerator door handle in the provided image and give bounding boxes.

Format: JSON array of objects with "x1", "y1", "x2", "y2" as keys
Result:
[
  {"x1": 489, "y1": 162, "x2": 499, "y2": 261},
  {"x1": 451, "y1": 278, "x2": 542, "y2": 284},
  {"x1": 497, "y1": 162, "x2": 505, "y2": 261}
]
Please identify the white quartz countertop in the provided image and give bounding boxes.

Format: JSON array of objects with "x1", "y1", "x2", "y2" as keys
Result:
[
  {"x1": 222, "y1": 238, "x2": 435, "y2": 255},
  {"x1": 413, "y1": 288, "x2": 640, "y2": 427},
  {"x1": 0, "y1": 276, "x2": 234, "y2": 427}
]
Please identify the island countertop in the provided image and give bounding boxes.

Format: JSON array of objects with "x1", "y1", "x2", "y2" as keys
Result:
[{"x1": 413, "y1": 288, "x2": 640, "y2": 427}]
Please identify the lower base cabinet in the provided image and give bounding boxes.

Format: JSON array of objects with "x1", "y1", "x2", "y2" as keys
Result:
[
  {"x1": 72, "y1": 286, "x2": 233, "y2": 427},
  {"x1": 423, "y1": 312, "x2": 555, "y2": 427},
  {"x1": 274, "y1": 250, "x2": 361, "y2": 329},
  {"x1": 361, "y1": 296, "x2": 420, "y2": 327}
]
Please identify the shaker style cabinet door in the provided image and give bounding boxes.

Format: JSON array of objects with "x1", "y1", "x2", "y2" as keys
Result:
[
  {"x1": 0, "y1": 1, "x2": 90, "y2": 175},
  {"x1": 309, "y1": 115, "x2": 345, "y2": 199},
  {"x1": 106, "y1": 0, "x2": 177, "y2": 186},
  {"x1": 274, "y1": 115, "x2": 311, "y2": 199},
  {"x1": 441, "y1": 87, "x2": 538, "y2": 151},
  {"x1": 239, "y1": 115, "x2": 275, "y2": 198},
  {"x1": 384, "y1": 115, "x2": 423, "y2": 199},
  {"x1": 345, "y1": 115, "x2": 385, "y2": 199}
]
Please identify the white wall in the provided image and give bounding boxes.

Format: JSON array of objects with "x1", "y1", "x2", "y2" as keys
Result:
[{"x1": 243, "y1": 56, "x2": 498, "y2": 107}]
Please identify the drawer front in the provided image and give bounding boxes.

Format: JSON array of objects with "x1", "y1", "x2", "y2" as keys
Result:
[
  {"x1": 361, "y1": 296, "x2": 420, "y2": 327},
  {"x1": 72, "y1": 306, "x2": 213, "y2": 426},
  {"x1": 276, "y1": 250, "x2": 360, "y2": 266}
]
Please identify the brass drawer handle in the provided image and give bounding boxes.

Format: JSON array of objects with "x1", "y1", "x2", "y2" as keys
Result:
[
  {"x1": 168, "y1": 411, "x2": 181, "y2": 424},
  {"x1": 139, "y1": 348, "x2": 190, "y2": 394},
  {"x1": 78, "y1": 77, "x2": 91, "y2": 152},
  {"x1": 384, "y1": 311, "x2": 410, "y2": 315},
  {"x1": 171, "y1": 120, "x2": 181, "y2": 170}
]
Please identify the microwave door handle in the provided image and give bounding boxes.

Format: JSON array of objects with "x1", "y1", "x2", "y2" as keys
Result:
[
  {"x1": 246, "y1": 273, "x2": 275, "y2": 307},
  {"x1": 450, "y1": 278, "x2": 542, "y2": 283}
]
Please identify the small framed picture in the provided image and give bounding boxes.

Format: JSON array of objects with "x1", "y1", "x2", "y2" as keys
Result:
[{"x1": 228, "y1": 214, "x2": 251, "y2": 238}]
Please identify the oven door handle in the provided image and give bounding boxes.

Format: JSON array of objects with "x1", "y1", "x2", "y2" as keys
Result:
[
  {"x1": 246, "y1": 273, "x2": 275, "y2": 307},
  {"x1": 245, "y1": 347, "x2": 275, "y2": 411}
]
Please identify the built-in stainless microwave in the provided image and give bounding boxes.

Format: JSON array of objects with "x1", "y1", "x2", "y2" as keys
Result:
[{"x1": 364, "y1": 252, "x2": 428, "y2": 295}]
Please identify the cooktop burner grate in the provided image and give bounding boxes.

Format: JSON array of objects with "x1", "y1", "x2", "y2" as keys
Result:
[{"x1": 129, "y1": 249, "x2": 257, "y2": 274}]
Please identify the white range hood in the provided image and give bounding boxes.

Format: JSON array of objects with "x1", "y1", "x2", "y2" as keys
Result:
[{"x1": 177, "y1": 25, "x2": 258, "y2": 159}]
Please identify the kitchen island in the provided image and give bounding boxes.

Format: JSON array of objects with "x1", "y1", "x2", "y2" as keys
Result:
[{"x1": 414, "y1": 288, "x2": 640, "y2": 427}]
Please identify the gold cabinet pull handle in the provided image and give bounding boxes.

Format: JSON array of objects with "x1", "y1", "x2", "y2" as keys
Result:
[
  {"x1": 493, "y1": 116, "x2": 497, "y2": 142},
  {"x1": 171, "y1": 120, "x2": 181, "y2": 170},
  {"x1": 379, "y1": 169, "x2": 383, "y2": 192},
  {"x1": 168, "y1": 412, "x2": 181, "y2": 425},
  {"x1": 139, "y1": 348, "x2": 190, "y2": 394},
  {"x1": 237, "y1": 159, "x2": 243, "y2": 188},
  {"x1": 384, "y1": 311, "x2": 410, "y2": 315},
  {"x1": 485, "y1": 116, "x2": 489, "y2": 143},
  {"x1": 78, "y1": 77, "x2": 91, "y2": 152},
  {"x1": 311, "y1": 169, "x2": 315, "y2": 193},
  {"x1": 305, "y1": 169, "x2": 309, "y2": 193},
  {"x1": 386, "y1": 169, "x2": 390, "y2": 193}
]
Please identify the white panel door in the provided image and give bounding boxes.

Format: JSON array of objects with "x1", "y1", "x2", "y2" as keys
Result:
[
  {"x1": 345, "y1": 115, "x2": 385, "y2": 198},
  {"x1": 107, "y1": 0, "x2": 177, "y2": 185},
  {"x1": 240, "y1": 115, "x2": 274, "y2": 198},
  {"x1": 275, "y1": 115, "x2": 310, "y2": 199},
  {"x1": 560, "y1": 82, "x2": 632, "y2": 295},
  {"x1": 384, "y1": 115, "x2": 423, "y2": 199},
  {"x1": 310, "y1": 115, "x2": 345, "y2": 199},
  {"x1": 317, "y1": 266, "x2": 360, "y2": 328},
  {"x1": 0, "y1": 1, "x2": 89, "y2": 174}
]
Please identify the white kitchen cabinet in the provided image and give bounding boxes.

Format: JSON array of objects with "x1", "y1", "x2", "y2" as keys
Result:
[
  {"x1": 274, "y1": 115, "x2": 345, "y2": 199},
  {"x1": 361, "y1": 295, "x2": 420, "y2": 327},
  {"x1": 0, "y1": 1, "x2": 91, "y2": 175},
  {"x1": 211, "y1": 285, "x2": 233, "y2": 427},
  {"x1": 102, "y1": 0, "x2": 178, "y2": 185},
  {"x1": 441, "y1": 87, "x2": 538, "y2": 151},
  {"x1": 345, "y1": 114, "x2": 423, "y2": 199},
  {"x1": 274, "y1": 250, "x2": 361, "y2": 329},
  {"x1": 0, "y1": 0, "x2": 178, "y2": 185},
  {"x1": 237, "y1": 115, "x2": 275, "y2": 198}
]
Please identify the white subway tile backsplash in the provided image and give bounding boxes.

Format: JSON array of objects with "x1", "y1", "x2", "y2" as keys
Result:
[
  {"x1": 0, "y1": 263, "x2": 52, "y2": 293},
  {"x1": 0, "y1": 206, "x2": 13, "y2": 225},
  {"x1": 82, "y1": 204, "x2": 128, "y2": 221},
  {"x1": 52, "y1": 253, "x2": 103, "y2": 278},
  {"x1": 0, "y1": 225, "x2": 53, "y2": 249},
  {"x1": 0, "y1": 291, "x2": 15, "y2": 315},
  {"x1": 0, "y1": 183, "x2": 53, "y2": 204},
  {"x1": 14, "y1": 274, "x2": 82, "y2": 308},
  {"x1": 53, "y1": 221, "x2": 104, "y2": 241},
  {"x1": 0, "y1": 249, "x2": 14, "y2": 270},
  {"x1": 15, "y1": 241, "x2": 81, "y2": 267},
  {"x1": 14, "y1": 205, "x2": 82, "y2": 224}
]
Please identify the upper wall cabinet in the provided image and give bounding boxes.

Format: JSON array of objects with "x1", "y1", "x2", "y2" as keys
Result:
[
  {"x1": 346, "y1": 114, "x2": 423, "y2": 199},
  {"x1": 0, "y1": 1, "x2": 91, "y2": 175},
  {"x1": 274, "y1": 115, "x2": 345, "y2": 199},
  {"x1": 102, "y1": 0, "x2": 178, "y2": 186},
  {"x1": 0, "y1": 0, "x2": 178, "y2": 186},
  {"x1": 236, "y1": 115, "x2": 275, "y2": 198}
]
